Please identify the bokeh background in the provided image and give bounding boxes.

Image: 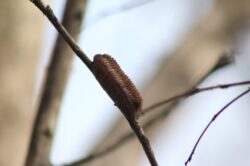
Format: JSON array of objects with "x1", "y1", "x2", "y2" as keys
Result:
[{"x1": 1, "y1": 0, "x2": 250, "y2": 166}]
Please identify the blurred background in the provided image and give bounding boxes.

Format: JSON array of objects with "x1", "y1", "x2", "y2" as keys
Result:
[{"x1": 0, "y1": 0, "x2": 250, "y2": 166}]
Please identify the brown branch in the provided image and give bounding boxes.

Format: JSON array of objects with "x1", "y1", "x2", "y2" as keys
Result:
[
  {"x1": 64, "y1": 79, "x2": 250, "y2": 165},
  {"x1": 29, "y1": 0, "x2": 250, "y2": 165},
  {"x1": 85, "y1": 1, "x2": 250, "y2": 164},
  {"x1": 29, "y1": 1, "x2": 157, "y2": 165},
  {"x1": 25, "y1": 1, "x2": 88, "y2": 165},
  {"x1": 141, "y1": 80, "x2": 250, "y2": 115},
  {"x1": 126, "y1": 117, "x2": 158, "y2": 166},
  {"x1": 91, "y1": 54, "x2": 157, "y2": 165},
  {"x1": 66, "y1": 101, "x2": 172, "y2": 166},
  {"x1": 75, "y1": 55, "x2": 232, "y2": 165},
  {"x1": 30, "y1": 0, "x2": 92, "y2": 70},
  {"x1": 64, "y1": 109, "x2": 164, "y2": 166},
  {"x1": 185, "y1": 88, "x2": 250, "y2": 166}
]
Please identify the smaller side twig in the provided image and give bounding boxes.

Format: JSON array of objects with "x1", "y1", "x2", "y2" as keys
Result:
[
  {"x1": 30, "y1": 0, "x2": 92, "y2": 69},
  {"x1": 185, "y1": 88, "x2": 250, "y2": 166},
  {"x1": 141, "y1": 80, "x2": 250, "y2": 115}
]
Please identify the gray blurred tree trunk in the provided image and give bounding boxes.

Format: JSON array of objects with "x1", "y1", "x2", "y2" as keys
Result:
[
  {"x1": 0, "y1": 1, "x2": 43, "y2": 166},
  {"x1": 25, "y1": 1, "x2": 88, "y2": 165}
]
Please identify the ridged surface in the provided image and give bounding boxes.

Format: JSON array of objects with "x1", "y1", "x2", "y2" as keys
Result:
[{"x1": 92, "y1": 54, "x2": 142, "y2": 118}]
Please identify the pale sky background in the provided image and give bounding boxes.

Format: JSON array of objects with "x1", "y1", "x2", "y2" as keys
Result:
[{"x1": 36, "y1": 0, "x2": 250, "y2": 165}]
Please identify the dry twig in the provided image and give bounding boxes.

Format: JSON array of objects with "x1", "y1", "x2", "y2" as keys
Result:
[
  {"x1": 29, "y1": 1, "x2": 158, "y2": 165},
  {"x1": 30, "y1": 0, "x2": 92, "y2": 69},
  {"x1": 87, "y1": 0, "x2": 250, "y2": 164},
  {"x1": 185, "y1": 88, "x2": 250, "y2": 165},
  {"x1": 126, "y1": 118, "x2": 158, "y2": 166},
  {"x1": 142, "y1": 80, "x2": 250, "y2": 115},
  {"x1": 91, "y1": 54, "x2": 158, "y2": 165},
  {"x1": 28, "y1": 0, "x2": 250, "y2": 165}
]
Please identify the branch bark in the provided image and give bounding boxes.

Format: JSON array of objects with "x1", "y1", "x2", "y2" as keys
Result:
[
  {"x1": 79, "y1": 0, "x2": 250, "y2": 165},
  {"x1": 142, "y1": 79, "x2": 250, "y2": 115},
  {"x1": 28, "y1": 1, "x2": 159, "y2": 166},
  {"x1": 25, "y1": 1, "x2": 88, "y2": 166}
]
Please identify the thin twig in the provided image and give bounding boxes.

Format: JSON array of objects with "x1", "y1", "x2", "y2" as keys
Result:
[
  {"x1": 91, "y1": 54, "x2": 158, "y2": 165},
  {"x1": 30, "y1": 1, "x2": 158, "y2": 165},
  {"x1": 88, "y1": 0, "x2": 250, "y2": 162},
  {"x1": 141, "y1": 80, "x2": 250, "y2": 115},
  {"x1": 126, "y1": 117, "x2": 158, "y2": 166},
  {"x1": 30, "y1": 0, "x2": 250, "y2": 165},
  {"x1": 30, "y1": 0, "x2": 92, "y2": 70},
  {"x1": 65, "y1": 117, "x2": 159, "y2": 166},
  {"x1": 65, "y1": 81, "x2": 250, "y2": 165},
  {"x1": 185, "y1": 88, "x2": 250, "y2": 166},
  {"x1": 65, "y1": 112, "x2": 161, "y2": 166}
]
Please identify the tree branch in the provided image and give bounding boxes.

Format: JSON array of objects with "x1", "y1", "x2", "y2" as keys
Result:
[
  {"x1": 141, "y1": 80, "x2": 250, "y2": 115},
  {"x1": 25, "y1": 1, "x2": 88, "y2": 165},
  {"x1": 30, "y1": 0, "x2": 92, "y2": 70},
  {"x1": 91, "y1": 54, "x2": 158, "y2": 165},
  {"x1": 185, "y1": 88, "x2": 250, "y2": 165},
  {"x1": 126, "y1": 118, "x2": 158, "y2": 166},
  {"x1": 29, "y1": 1, "x2": 158, "y2": 166},
  {"x1": 29, "y1": 0, "x2": 250, "y2": 165},
  {"x1": 73, "y1": 0, "x2": 250, "y2": 164}
]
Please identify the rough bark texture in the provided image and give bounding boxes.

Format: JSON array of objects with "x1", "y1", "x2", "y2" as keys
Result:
[
  {"x1": 82, "y1": 0, "x2": 250, "y2": 165},
  {"x1": 0, "y1": 1, "x2": 43, "y2": 166},
  {"x1": 25, "y1": 1, "x2": 88, "y2": 166}
]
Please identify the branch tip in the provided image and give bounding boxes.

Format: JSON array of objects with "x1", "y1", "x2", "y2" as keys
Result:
[{"x1": 185, "y1": 88, "x2": 250, "y2": 165}]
